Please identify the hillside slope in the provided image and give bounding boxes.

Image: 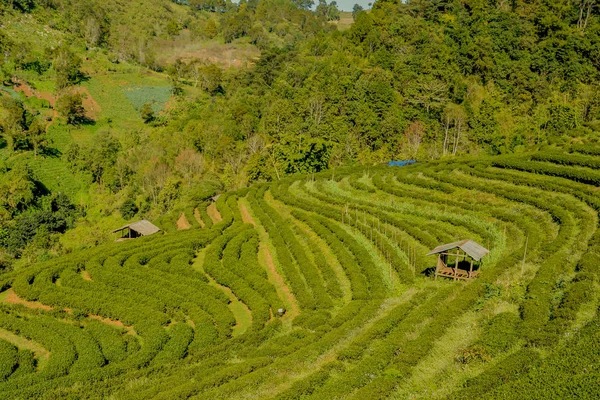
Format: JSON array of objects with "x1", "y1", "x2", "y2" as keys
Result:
[{"x1": 0, "y1": 150, "x2": 597, "y2": 398}]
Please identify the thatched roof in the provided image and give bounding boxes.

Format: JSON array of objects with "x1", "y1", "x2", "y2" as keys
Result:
[
  {"x1": 111, "y1": 220, "x2": 161, "y2": 236},
  {"x1": 427, "y1": 240, "x2": 489, "y2": 261}
]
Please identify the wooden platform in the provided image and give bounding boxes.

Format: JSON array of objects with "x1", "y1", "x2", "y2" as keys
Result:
[{"x1": 435, "y1": 266, "x2": 480, "y2": 281}]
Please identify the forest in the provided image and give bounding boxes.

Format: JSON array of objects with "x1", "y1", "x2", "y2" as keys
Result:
[{"x1": 1, "y1": 0, "x2": 599, "y2": 261}]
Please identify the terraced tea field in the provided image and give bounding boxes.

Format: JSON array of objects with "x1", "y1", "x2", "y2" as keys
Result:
[{"x1": 0, "y1": 150, "x2": 598, "y2": 399}]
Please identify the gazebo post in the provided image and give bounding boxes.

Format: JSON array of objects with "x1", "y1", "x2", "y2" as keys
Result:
[
  {"x1": 435, "y1": 254, "x2": 441, "y2": 280},
  {"x1": 469, "y1": 258, "x2": 474, "y2": 278},
  {"x1": 454, "y1": 249, "x2": 460, "y2": 281}
]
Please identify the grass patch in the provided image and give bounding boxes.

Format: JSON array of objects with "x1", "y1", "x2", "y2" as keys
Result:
[{"x1": 0, "y1": 328, "x2": 50, "y2": 370}]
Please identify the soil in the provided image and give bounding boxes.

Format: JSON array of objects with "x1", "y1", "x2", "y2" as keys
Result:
[
  {"x1": 73, "y1": 86, "x2": 102, "y2": 120},
  {"x1": 259, "y1": 243, "x2": 299, "y2": 320},
  {"x1": 81, "y1": 270, "x2": 93, "y2": 281},
  {"x1": 177, "y1": 213, "x2": 192, "y2": 230},
  {"x1": 88, "y1": 314, "x2": 135, "y2": 335},
  {"x1": 13, "y1": 79, "x2": 58, "y2": 121},
  {"x1": 13, "y1": 80, "x2": 102, "y2": 121},
  {"x1": 4, "y1": 289, "x2": 53, "y2": 311},
  {"x1": 207, "y1": 203, "x2": 222, "y2": 224},
  {"x1": 239, "y1": 201, "x2": 256, "y2": 226}
]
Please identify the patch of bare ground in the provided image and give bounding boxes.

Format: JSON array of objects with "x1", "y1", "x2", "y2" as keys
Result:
[
  {"x1": 88, "y1": 315, "x2": 135, "y2": 335},
  {"x1": 73, "y1": 86, "x2": 102, "y2": 120},
  {"x1": 193, "y1": 208, "x2": 206, "y2": 228},
  {"x1": 13, "y1": 79, "x2": 58, "y2": 121},
  {"x1": 177, "y1": 213, "x2": 192, "y2": 230},
  {"x1": 3, "y1": 289, "x2": 53, "y2": 311},
  {"x1": 207, "y1": 203, "x2": 222, "y2": 224},
  {"x1": 81, "y1": 270, "x2": 93, "y2": 281},
  {"x1": 259, "y1": 239, "x2": 299, "y2": 320},
  {"x1": 153, "y1": 31, "x2": 260, "y2": 68},
  {"x1": 239, "y1": 199, "x2": 256, "y2": 226}
]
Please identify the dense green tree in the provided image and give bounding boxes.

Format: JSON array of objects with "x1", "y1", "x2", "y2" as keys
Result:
[
  {"x1": 53, "y1": 46, "x2": 83, "y2": 90},
  {"x1": 120, "y1": 198, "x2": 139, "y2": 219},
  {"x1": 56, "y1": 92, "x2": 86, "y2": 125},
  {"x1": 140, "y1": 103, "x2": 155, "y2": 124},
  {"x1": 0, "y1": 97, "x2": 28, "y2": 153},
  {"x1": 203, "y1": 19, "x2": 218, "y2": 38},
  {"x1": 352, "y1": 3, "x2": 363, "y2": 19},
  {"x1": 86, "y1": 131, "x2": 122, "y2": 184},
  {"x1": 0, "y1": 165, "x2": 36, "y2": 213},
  {"x1": 26, "y1": 117, "x2": 47, "y2": 158}
]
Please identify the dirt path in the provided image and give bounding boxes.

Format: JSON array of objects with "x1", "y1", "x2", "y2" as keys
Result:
[
  {"x1": 258, "y1": 243, "x2": 299, "y2": 320},
  {"x1": 239, "y1": 198, "x2": 256, "y2": 226},
  {"x1": 177, "y1": 213, "x2": 192, "y2": 230},
  {"x1": 207, "y1": 203, "x2": 222, "y2": 224},
  {"x1": 193, "y1": 208, "x2": 206, "y2": 228},
  {"x1": 3, "y1": 289, "x2": 53, "y2": 311},
  {"x1": 88, "y1": 315, "x2": 135, "y2": 335}
]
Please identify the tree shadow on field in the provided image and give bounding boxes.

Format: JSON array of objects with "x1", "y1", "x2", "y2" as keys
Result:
[
  {"x1": 40, "y1": 146, "x2": 62, "y2": 159},
  {"x1": 421, "y1": 267, "x2": 436, "y2": 278},
  {"x1": 78, "y1": 116, "x2": 96, "y2": 126},
  {"x1": 0, "y1": 137, "x2": 6, "y2": 151}
]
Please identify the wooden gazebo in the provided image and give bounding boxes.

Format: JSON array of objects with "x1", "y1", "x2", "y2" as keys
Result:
[
  {"x1": 111, "y1": 220, "x2": 161, "y2": 241},
  {"x1": 427, "y1": 240, "x2": 489, "y2": 281}
]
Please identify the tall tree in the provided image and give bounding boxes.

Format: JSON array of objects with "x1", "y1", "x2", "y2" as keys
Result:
[{"x1": 53, "y1": 47, "x2": 83, "y2": 90}]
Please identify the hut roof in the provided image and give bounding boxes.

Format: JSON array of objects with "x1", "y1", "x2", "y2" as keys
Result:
[
  {"x1": 111, "y1": 220, "x2": 161, "y2": 236},
  {"x1": 426, "y1": 240, "x2": 489, "y2": 261}
]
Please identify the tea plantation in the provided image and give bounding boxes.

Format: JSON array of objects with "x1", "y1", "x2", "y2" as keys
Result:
[{"x1": 0, "y1": 149, "x2": 598, "y2": 399}]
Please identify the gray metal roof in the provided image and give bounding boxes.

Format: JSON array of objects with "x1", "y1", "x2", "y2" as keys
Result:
[
  {"x1": 426, "y1": 240, "x2": 489, "y2": 261},
  {"x1": 111, "y1": 220, "x2": 161, "y2": 236}
]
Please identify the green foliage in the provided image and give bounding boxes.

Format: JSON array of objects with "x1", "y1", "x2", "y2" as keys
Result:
[
  {"x1": 203, "y1": 19, "x2": 218, "y2": 39},
  {"x1": 140, "y1": 103, "x2": 155, "y2": 124},
  {"x1": 56, "y1": 92, "x2": 86, "y2": 125},
  {"x1": 0, "y1": 340, "x2": 18, "y2": 381},
  {"x1": 119, "y1": 198, "x2": 138, "y2": 220},
  {"x1": 53, "y1": 47, "x2": 83, "y2": 90}
]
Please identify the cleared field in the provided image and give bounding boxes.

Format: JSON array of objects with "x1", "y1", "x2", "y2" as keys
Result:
[
  {"x1": 0, "y1": 150, "x2": 598, "y2": 398},
  {"x1": 153, "y1": 32, "x2": 260, "y2": 68}
]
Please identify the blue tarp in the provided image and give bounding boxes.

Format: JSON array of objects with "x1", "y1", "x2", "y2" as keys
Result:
[{"x1": 388, "y1": 160, "x2": 416, "y2": 167}]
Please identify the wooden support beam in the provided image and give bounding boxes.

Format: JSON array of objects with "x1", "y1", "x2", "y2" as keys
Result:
[
  {"x1": 454, "y1": 249, "x2": 460, "y2": 281},
  {"x1": 469, "y1": 258, "x2": 474, "y2": 278},
  {"x1": 435, "y1": 254, "x2": 441, "y2": 280}
]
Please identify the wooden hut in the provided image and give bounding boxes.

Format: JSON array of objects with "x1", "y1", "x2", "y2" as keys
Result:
[
  {"x1": 427, "y1": 240, "x2": 489, "y2": 281},
  {"x1": 111, "y1": 220, "x2": 161, "y2": 241}
]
